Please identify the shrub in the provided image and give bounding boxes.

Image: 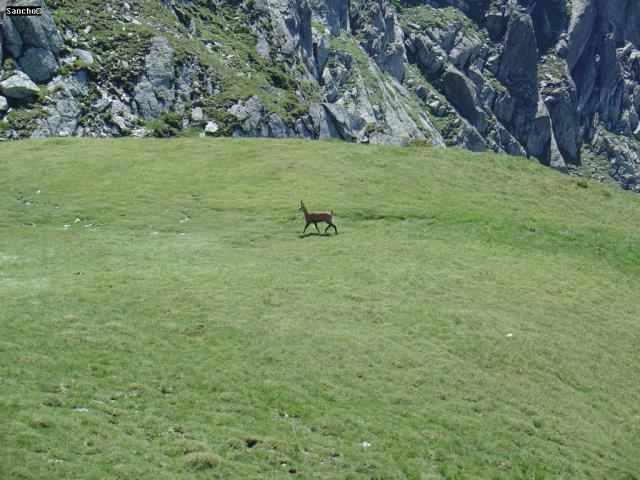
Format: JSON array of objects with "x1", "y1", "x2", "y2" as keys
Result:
[{"x1": 184, "y1": 452, "x2": 223, "y2": 471}]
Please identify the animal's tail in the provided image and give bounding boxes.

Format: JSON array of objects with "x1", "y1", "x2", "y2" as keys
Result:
[{"x1": 331, "y1": 210, "x2": 334, "y2": 215}]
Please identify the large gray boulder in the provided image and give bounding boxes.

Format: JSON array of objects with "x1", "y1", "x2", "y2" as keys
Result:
[
  {"x1": 0, "y1": 72, "x2": 40, "y2": 100},
  {"x1": 229, "y1": 95, "x2": 266, "y2": 136},
  {"x1": 6, "y1": 0, "x2": 63, "y2": 56},
  {"x1": 323, "y1": 102, "x2": 368, "y2": 141},
  {"x1": 498, "y1": 11, "x2": 538, "y2": 100},
  {"x1": 442, "y1": 67, "x2": 479, "y2": 123},
  {"x1": 133, "y1": 78, "x2": 162, "y2": 120},
  {"x1": 146, "y1": 37, "x2": 174, "y2": 90},
  {"x1": 261, "y1": 113, "x2": 294, "y2": 138},
  {"x1": 1, "y1": 16, "x2": 25, "y2": 58},
  {"x1": 308, "y1": 103, "x2": 339, "y2": 138},
  {"x1": 18, "y1": 47, "x2": 58, "y2": 83},
  {"x1": 134, "y1": 36, "x2": 175, "y2": 120}
]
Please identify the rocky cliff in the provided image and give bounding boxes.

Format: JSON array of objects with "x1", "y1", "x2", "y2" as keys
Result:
[{"x1": 1, "y1": 0, "x2": 640, "y2": 191}]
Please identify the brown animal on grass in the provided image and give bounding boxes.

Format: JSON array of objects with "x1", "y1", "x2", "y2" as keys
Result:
[{"x1": 298, "y1": 201, "x2": 338, "y2": 235}]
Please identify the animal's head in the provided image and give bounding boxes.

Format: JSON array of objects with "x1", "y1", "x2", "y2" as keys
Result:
[{"x1": 298, "y1": 201, "x2": 305, "y2": 211}]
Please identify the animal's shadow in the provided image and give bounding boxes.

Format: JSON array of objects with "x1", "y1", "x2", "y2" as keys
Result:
[{"x1": 298, "y1": 232, "x2": 334, "y2": 239}]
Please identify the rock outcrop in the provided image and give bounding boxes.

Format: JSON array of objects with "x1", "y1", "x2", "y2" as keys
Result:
[
  {"x1": 0, "y1": 71, "x2": 39, "y2": 100},
  {"x1": 0, "y1": 0, "x2": 639, "y2": 191}
]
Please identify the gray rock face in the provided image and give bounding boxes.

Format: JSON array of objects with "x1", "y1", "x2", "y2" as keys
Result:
[
  {"x1": 2, "y1": 16, "x2": 24, "y2": 58},
  {"x1": 262, "y1": 113, "x2": 293, "y2": 138},
  {"x1": 307, "y1": 103, "x2": 339, "y2": 139},
  {"x1": 0, "y1": 72, "x2": 40, "y2": 100},
  {"x1": 146, "y1": 37, "x2": 174, "y2": 90},
  {"x1": 407, "y1": 34, "x2": 446, "y2": 76},
  {"x1": 312, "y1": 28, "x2": 331, "y2": 73},
  {"x1": 350, "y1": 0, "x2": 406, "y2": 80},
  {"x1": 72, "y1": 49, "x2": 94, "y2": 65},
  {"x1": 229, "y1": 95, "x2": 266, "y2": 137},
  {"x1": 443, "y1": 67, "x2": 479, "y2": 124},
  {"x1": 498, "y1": 12, "x2": 538, "y2": 101},
  {"x1": 191, "y1": 107, "x2": 204, "y2": 124},
  {"x1": 31, "y1": 96, "x2": 81, "y2": 138},
  {"x1": 134, "y1": 36, "x2": 175, "y2": 120},
  {"x1": 565, "y1": 0, "x2": 597, "y2": 70},
  {"x1": 2, "y1": 0, "x2": 640, "y2": 191},
  {"x1": 309, "y1": 0, "x2": 349, "y2": 35},
  {"x1": 255, "y1": 0, "x2": 317, "y2": 79},
  {"x1": 324, "y1": 102, "x2": 368, "y2": 141},
  {"x1": 18, "y1": 47, "x2": 58, "y2": 83},
  {"x1": 7, "y1": 0, "x2": 63, "y2": 56},
  {"x1": 0, "y1": 95, "x2": 7, "y2": 112}
]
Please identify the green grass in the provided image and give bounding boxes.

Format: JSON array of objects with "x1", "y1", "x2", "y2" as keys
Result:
[{"x1": 1, "y1": 138, "x2": 639, "y2": 479}]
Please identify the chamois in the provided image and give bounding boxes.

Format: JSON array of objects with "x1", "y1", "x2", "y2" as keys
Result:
[{"x1": 298, "y1": 201, "x2": 338, "y2": 235}]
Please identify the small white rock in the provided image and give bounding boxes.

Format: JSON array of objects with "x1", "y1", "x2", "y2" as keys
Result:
[
  {"x1": 360, "y1": 440, "x2": 371, "y2": 447},
  {"x1": 74, "y1": 407, "x2": 88, "y2": 413},
  {"x1": 204, "y1": 121, "x2": 219, "y2": 135},
  {"x1": 506, "y1": 333, "x2": 513, "y2": 338}
]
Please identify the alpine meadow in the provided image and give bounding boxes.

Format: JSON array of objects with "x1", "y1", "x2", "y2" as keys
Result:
[{"x1": 1, "y1": 138, "x2": 639, "y2": 479}]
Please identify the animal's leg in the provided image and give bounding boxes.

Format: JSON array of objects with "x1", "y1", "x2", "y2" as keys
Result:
[
  {"x1": 314, "y1": 222, "x2": 320, "y2": 233},
  {"x1": 303, "y1": 223, "x2": 310, "y2": 233}
]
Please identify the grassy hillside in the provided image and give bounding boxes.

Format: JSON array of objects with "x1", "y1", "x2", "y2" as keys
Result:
[{"x1": 0, "y1": 138, "x2": 639, "y2": 479}]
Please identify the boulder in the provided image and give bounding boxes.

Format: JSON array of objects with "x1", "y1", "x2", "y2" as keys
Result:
[
  {"x1": 72, "y1": 49, "x2": 94, "y2": 65},
  {"x1": 261, "y1": 113, "x2": 293, "y2": 137},
  {"x1": 204, "y1": 121, "x2": 219, "y2": 135},
  {"x1": 134, "y1": 36, "x2": 175, "y2": 120},
  {"x1": 229, "y1": 95, "x2": 265, "y2": 136},
  {"x1": 18, "y1": 47, "x2": 59, "y2": 83},
  {"x1": 31, "y1": 96, "x2": 81, "y2": 138},
  {"x1": 91, "y1": 96, "x2": 111, "y2": 113},
  {"x1": 0, "y1": 72, "x2": 40, "y2": 101},
  {"x1": 134, "y1": 77, "x2": 162, "y2": 120},
  {"x1": 324, "y1": 102, "x2": 367, "y2": 141},
  {"x1": 1, "y1": 16, "x2": 24, "y2": 58},
  {"x1": 0, "y1": 96, "x2": 7, "y2": 112},
  {"x1": 442, "y1": 67, "x2": 478, "y2": 123},
  {"x1": 409, "y1": 34, "x2": 445, "y2": 76},
  {"x1": 146, "y1": 37, "x2": 174, "y2": 90},
  {"x1": 191, "y1": 107, "x2": 204, "y2": 124},
  {"x1": 9, "y1": 0, "x2": 63, "y2": 55},
  {"x1": 308, "y1": 103, "x2": 339, "y2": 138},
  {"x1": 498, "y1": 11, "x2": 538, "y2": 100}
]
